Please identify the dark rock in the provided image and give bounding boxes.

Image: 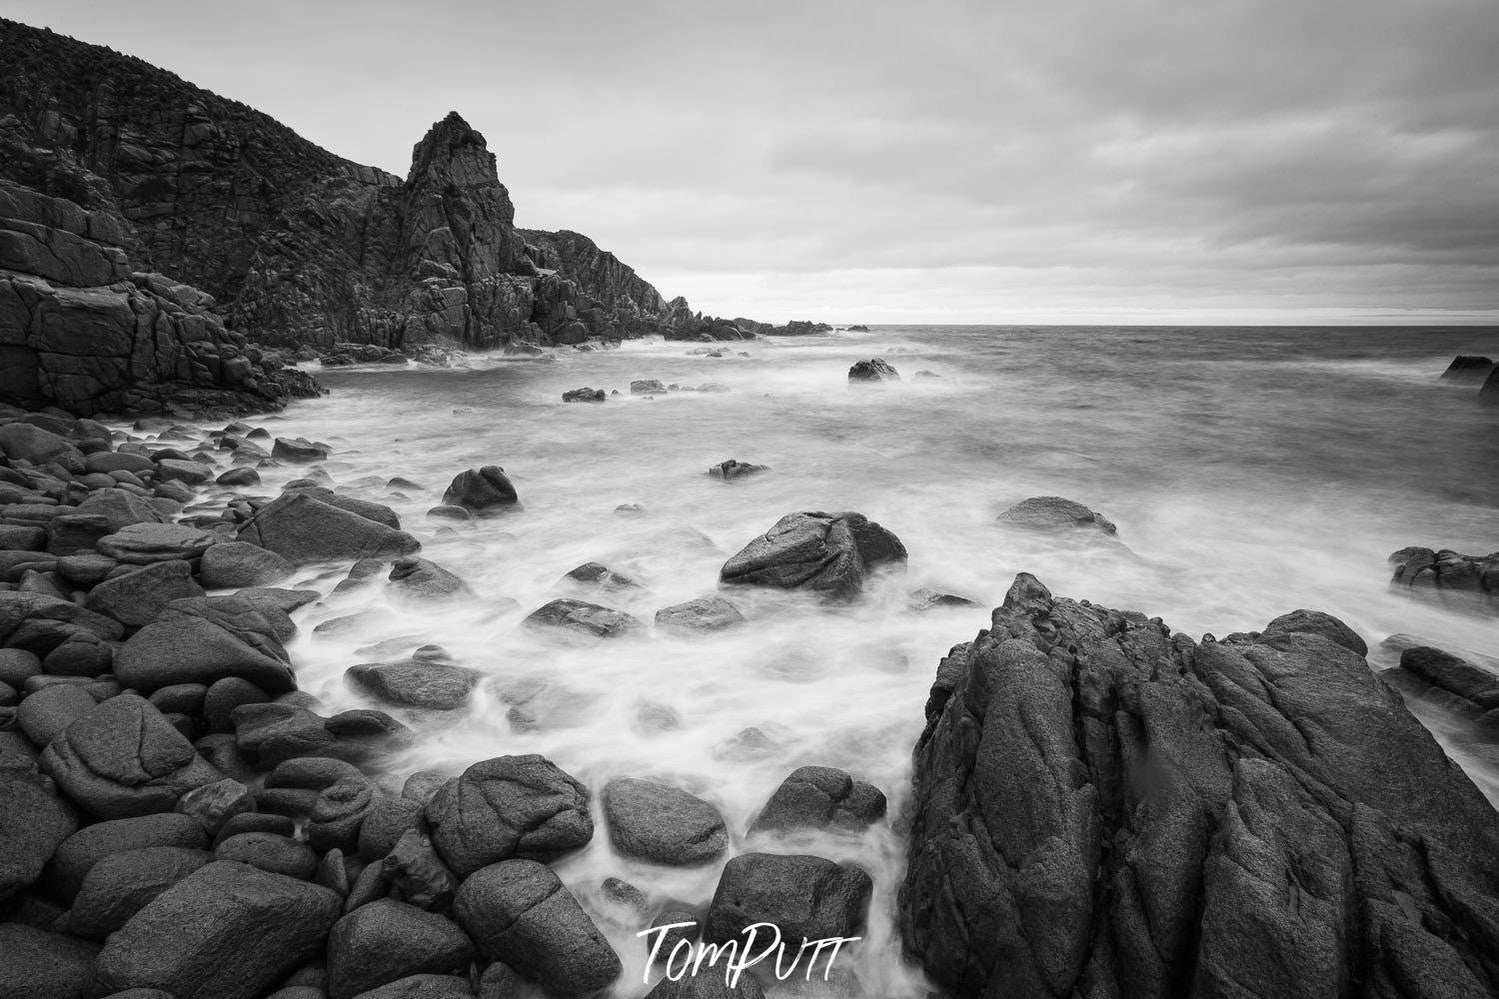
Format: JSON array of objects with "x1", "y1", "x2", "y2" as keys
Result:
[
  {"x1": 213, "y1": 811, "x2": 295, "y2": 847},
  {"x1": 97, "y1": 523, "x2": 217, "y2": 564},
  {"x1": 847, "y1": 358, "x2": 900, "y2": 382},
  {"x1": 996, "y1": 495, "x2": 1117, "y2": 535},
  {"x1": 425, "y1": 755, "x2": 593, "y2": 877},
  {"x1": 40, "y1": 693, "x2": 221, "y2": 818},
  {"x1": 68, "y1": 845, "x2": 212, "y2": 940},
  {"x1": 346, "y1": 658, "x2": 481, "y2": 711},
  {"x1": 203, "y1": 676, "x2": 272, "y2": 732},
  {"x1": 441, "y1": 466, "x2": 519, "y2": 516},
  {"x1": 174, "y1": 778, "x2": 255, "y2": 836},
  {"x1": 387, "y1": 556, "x2": 474, "y2": 602},
  {"x1": 899, "y1": 572, "x2": 1499, "y2": 999},
  {"x1": 644, "y1": 973, "x2": 766, "y2": 999},
  {"x1": 216, "y1": 467, "x2": 261, "y2": 487},
  {"x1": 522, "y1": 597, "x2": 644, "y2": 639},
  {"x1": 348, "y1": 974, "x2": 474, "y2": 999},
  {"x1": 0, "y1": 423, "x2": 84, "y2": 470},
  {"x1": 17, "y1": 683, "x2": 97, "y2": 746},
  {"x1": 309, "y1": 778, "x2": 377, "y2": 852},
  {"x1": 707, "y1": 459, "x2": 769, "y2": 481},
  {"x1": 425, "y1": 504, "x2": 474, "y2": 523},
  {"x1": 327, "y1": 899, "x2": 475, "y2": 999},
  {"x1": 0, "y1": 769, "x2": 77, "y2": 900},
  {"x1": 238, "y1": 492, "x2": 421, "y2": 566},
  {"x1": 907, "y1": 585, "x2": 981, "y2": 612},
  {"x1": 454, "y1": 859, "x2": 622, "y2": 998},
  {"x1": 562, "y1": 560, "x2": 642, "y2": 590},
  {"x1": 0, "y1": 923, "x2": 99, "y2": 999},
  {"x1": 1260, "y1": 607, "x2": 1369, "y2": 656},
  {"x1": 84, "y1": 559, "x2": 205, "y2": 626},
  {"x1": 705, "y1": 853, "x2": 871, "y2": 946},
  {"x1": 215, "y1": 832, "x2": 318, "y2": 880},
  {"x1": 115, "y1": 596, "x2": 295, "y2": 693},
  {"x1": 654, "y1": 596, "x2": 746, "y2": 634},
  {"x1": 613, "y1": 503, "x2": 646, "y2": 516},
  {"x1": 284, "y1": 486, "x2": 403, "y2": 530},
  {"x1": 562, "y1": 387, "x2": 605, "y2": 403},
  {"x1": 601, "y1": 777, "x2": 728, "y2": 866},
  {"x1": 631, "y1": 378, "x2": 667, "y2": 394},
  {"x1": 94, "y1": 861, "x2": 342, "y2": 999},
  {"x1": 720, "y1": 511, "x2": 906, "y2": 600},
  {"x1": 1389, "y1": 546, "x2": 1498, "y2": 613},
  {"x1": 1440, "y1": 354, "x2": 1495, "y2": 383},
  {"x1": 382, "y1": 828, "x2": 458, "y2": 911},
  {"x1": 357, "y1": 796, "x2": 424, "y2": 860},
  {"x1": 199, "y1": 541, "x2": 294, "y2": 588},
  {"x1": 72, "y1": 488, "x2": 169, "y2": 533},
  {"x1": 273, "y1": 437, "x2": 330, "y2": 462},
  {"x1": 1396, "y1": 645, "x2": 1499, "y2": 712},
  {"x1": 47, "y1": 812, "x2": 210, "y2": 902},
  {"x1": 1482, "y1": 365, "x2": 1499, "y2": 404},
  {"x1": 748, "y1": 766, "x2": 886, "y2": 834}
]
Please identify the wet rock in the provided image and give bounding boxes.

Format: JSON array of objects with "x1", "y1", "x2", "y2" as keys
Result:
[
  {"x1": 906, "y1": 585, "x2": 981, "y2": 612},
  {"x1": 155, "y1": 458, "x2": 214, "y2": 486},
  {"x1": 720, "y1": 511, "x2": 906, "y2": 600},
  {"x1": 705, "y1": 853, "x2": 872, "y2": 945},
  {"x1": 215, "y1": 832, "x2": 319, "y2": 880},
  {"x1": 454, "y1": 859, "x2": 622, "y2": 998},
  {"x1": 387, "y1": 556, "x2": 474, "y2": 601},
  {"x1": 0, "y1": 423, "x2": 85, "y2": 470},
  {"x1": 0, "y1": 923, "x2": 99, "y2": 999},
  {"x1": 707, "y1": 459, "x2": 769, "y2": 481},
  {"x1": 562, "y1": 387, "x2": 605, "y2": 402},
  {"x1": 46, "y1": 812, "x2": 210, "y2": 902},
  {"x1": 613, "y1": 502, "x2": 646, "y2": 516},
  {"x1": 748, "y1": 766, "x2": 887, "y2": 834},
  {"x1": 899, "y1": 572, "x2": 1499, "y2": 999},
  {"x1": 1390, "y1": 645, "x2": 1499, "y2": 724},
  {"x1": 1389, "y1": 546, "x2": 1498, "y2": 613},
  {"x1": 72, "y1": 488, "x2": 170, "y2": 533},
  {"x1": 426, "y1": 755, "x2": 593, "y2": 877},
  {"x1": 272, "y1": 437, "x2": 330, "y2": 462},
  {"x1": 645, "y1": 973, "x2": 766, "y2": 999},
  {"x1": 562, "y1": 560, "x2": 642, "y2": 590},
  {"x1": 285, "y1": 486, "x2": 404, "y2": 530},
  {"x1": 40, "y1": 693, "x2": 221, "y2": 819},
  {"x1": 213, "y1": 812, "x2": 295, "y2": 848},
  {"x1": 0, "y1": 769, "x2": 77, "y2": 900},
  {"x1": 996, "y1": 495, "x2": 1117, "y2": 535},
  {"x1": 847, "y1": 358, "x2": 900, "y2": 382},
  {"x1": 68, "y1": 845, "x2": 212, "y2": 940},
  {"x1": 84, "y1": 560, "x2": 206, "y2": 626},
  {"x1": 199, "y1": 542, "x2": 294, "y2": 588},
  {"x1": 601, "y1": 777, "x2": 728, "y2": 866},
  {"x1": 97, "y1": 523, "x2": 217, "y2": 564},
  {"x1": 327, "y1": 899, "x2": 476, "y2": 999},
  {"x1": 115, "y1": 596, "x2": 295, "y2": 693},
  {"x1": 522, "y1": 597, "x2": 644, "y2": 639},
  {"x1": 442, "y1": 466, "x2": 519, "y2": 516},
  {"x1": 654, "y1": 595, "x2": 746, "y2": 634},
  {"x1": 631, "y1": 378, "x2": 668, "y2": 394},
  {"x1": 346, "y1": 657, "x2": 482, "y2": 711},
  {"x1": 203, "y1": 676, "x2": 272, "y2": 732},
  {"x1": 238, "y1": 492, "x2": 420, "y2": 566},
  {"x1": 1440, "y1": 354, "x2": 1495, "y2": 383},
  {"x1": 425, "y1": 504, "x2": 474, "y2": 523},
  {"x1": 94, "y1": 861, "x2": 342, "y2": 999}
]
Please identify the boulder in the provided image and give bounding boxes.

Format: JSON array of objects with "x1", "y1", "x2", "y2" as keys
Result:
[
  {"x1": 115, "y1": 596, "x2": 295, "y2": 693},
  {"x1": 382, "y1": 828, "x2": 459, "y2": 911},
  {"x1": 899, "y1": 572, "x2": 1499, "y2": 999},
  {"x1": 654, "y1": 596, "x2": 746, "y2": 634},
  {"x1": 94, "y1": 861, "x2": 342, "y2": 999},
  {"x1": 272, "y1": 437, "x2": 330, "y2": 462},
  {"x1": 346, "y1": 658, "x2": 482, "y2": 711},
  {"x1": 425, "y1": 755, "x2": 593, "y2": 877},
  {"x1": 358, "y1": 796, "x2": 425, "y2": 860},
  {"x1": 707, "y1": 459, "x2": 769, "y2": 481},
  {"x1": 454, "y1": 859, "x2": 622, "y2": 998},
  {"x1": 84, "y1": 560, "x2": 206, "y2": 626},
  {"x1": 45, "y1": 812, "x2": 210, "y2": 902},
  {"x1": 0, "y1": 769, "x2": 77, "y2": 900},
  {"x1": 562, "y1": 387, "x2": 605, "y2": 403},
  {"x1": 97, "y1": 523, "x2": 217, "y2": 564},
  {"x1": 174, "y1": 778, "x2": 254, "y2": 836},
  {"x1": 522, "y1": 598, "x2": 644, "y2": 639},
  {"x1": 705, "y1": 853, "x2": 872, "y2": 946},
  {"x1": 601, "y1": 777, "x2": 728, "y2": 866},
  {"x1": 907, "y1": 586, "x2": 981, "y2": 612},
  {"x1": 1440, "y1": 354, "x2": 1495, "y2": 383},
  {"x1": 216, "y1": 467, "x2": 261, "y2": 487},
  {"x1": 441, "y1": 466, "x2": 519, "y2": 516},
  {"x1": 40, "y1": 694, "x2": 222, "y2": 819},
  {"x1": 326, "y1": 899, "x2": 475, "y2": 999},
  {"x1": 1393, "y1": 645, "x2": 1499, "y2": 714},
  {"x1": 995, "y1": 495, "x2": 1117, "y2": 535},
  {"x1": 0, "y1": 423, "x2": 84, "y2": 470},
  {"x1": 0, "y1": 923, "x2": 99, "y2": 999},
  {"x1": 72, "y1": 488, "x2": 169, "y2": 533},
  {"x1": 17, "y1": 683, "x2": 98, "y2": 746},
  {"x1": 68, "y1": 845, "x2": 213, "y2": 940},
  {"x1": 348, "y1": 974, "x2": 474, "y2": 999},
  {"x1": 719, "y1": 511, "x2": 906, "y2": 600},
  {"x1": 1259, "y1": 608, "x2": 1368, "y2": 656},
  {"x1": 847, "y1": 358, "x2": 900, "y2": 382},
  {"x1": 1389, "y1": 546, "x2": 1498, "y2": 612},
  {"x1": 631, "y1": 378, "x2": 668, "y2": 394},
  {"x1": 238, "y1": 492, "x2": 421, "y2": 566},
  {"x1": 748, "y1": 766, "x2": 887, "y2": 834},
  {"x1": 215, "y1": 832, "x2": 319, "y2": 880},
  {"x1": 562, "y1": 561, "x2": 642, "y2": 590},
  {"x1": 199, "y1": 542, "x2": 294, "y2": 588},
  {"x1": 387, "y1": 556, "x2": 473, "y2": 602}
]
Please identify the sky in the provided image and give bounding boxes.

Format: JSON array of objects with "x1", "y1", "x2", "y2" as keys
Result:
[{"x1": 7, "y1": 0, "x2": 1498, "y2": 324}]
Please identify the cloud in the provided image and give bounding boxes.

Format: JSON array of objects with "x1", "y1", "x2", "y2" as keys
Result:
[{"x1": 11, "y1": 0, "x2": 1498, "y2": 322}]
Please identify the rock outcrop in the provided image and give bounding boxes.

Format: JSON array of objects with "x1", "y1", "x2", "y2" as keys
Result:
[
  {"x1": 0, "y1": 18, "x2": 764, "y2": 362},
  {"x1": 899, "y1": 572, "x2": 1499, "y2": 999},
  {"x1": 720, "y1": 511, "x2": 907, "y2": 600},
  {"x1": 1389, "y1": 545, "x2": 1498, "y2": 614}
]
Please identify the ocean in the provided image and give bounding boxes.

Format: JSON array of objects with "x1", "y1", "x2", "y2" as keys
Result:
[{"x1": 234, "y1": 325, "x2": 1499, "y2": 995}]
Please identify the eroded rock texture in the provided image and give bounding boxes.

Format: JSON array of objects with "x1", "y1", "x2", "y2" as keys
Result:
[{"x1": 899, "y1": 572, "x2": 1499, "y2": 999}]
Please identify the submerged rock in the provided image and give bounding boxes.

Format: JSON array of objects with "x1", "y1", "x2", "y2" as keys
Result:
[
  {"x1": 899, "y1": 572, "x2": 1499, "y2": 999},
  {"x1": 654, "y1": 596, "x2": 746, "y2": 634},
  {"x1": 386, "y1": 556, "x2": 474, "y2": 602},
  {"x1": 707, "y1": 459, "x2": 769, "y2": 481},
  {"x1": 906, "y1": 585, "x2": 981, "y2": 612},
  {"x1": 562, "y1": 561, "x2": 642, "y2": 590},
  {"x1": 562, "y1": 387, "x2": 605, "y2": 403},
  {"x1": 522, "y1": 598, "x2": 644, "y2": 639},
  {"x1": 847, "y1": 358, "x2": 900, "y2": 382},
  {"x1": 996, "y1": 495, "x2": 1117, "y2": 535},
  {"x1": 720, "y1": 511, "x2": 906, "y2": 600},
  {"x1": 345, "y1": 658, "x2": 482, "y2": 711}
]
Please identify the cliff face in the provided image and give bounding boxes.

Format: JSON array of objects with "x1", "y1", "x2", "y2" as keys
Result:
[{"x1": 0, "y1": 17, "x2": 719, "y2": 354}]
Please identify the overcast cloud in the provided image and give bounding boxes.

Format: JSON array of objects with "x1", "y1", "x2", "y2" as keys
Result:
[{"x1": 9, "y1": 0, "x2": 1497, "y2": 323}]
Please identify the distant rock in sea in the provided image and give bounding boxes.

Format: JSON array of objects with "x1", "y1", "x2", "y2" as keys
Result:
[{"x1": 1440, "y1": 355, "x2": 1496, "y2": 384}]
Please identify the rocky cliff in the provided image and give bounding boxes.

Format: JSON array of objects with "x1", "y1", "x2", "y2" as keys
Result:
[
  {"x1": 0, "y1": 17, "x2": 739, "y2": 359},
  {"x1": 900, "y1": 573, "x2": 1499, "y2": 999}
]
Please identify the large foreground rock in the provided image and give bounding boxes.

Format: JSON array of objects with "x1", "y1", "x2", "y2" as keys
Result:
[
  {"x1": 720, "y1": 511, "x2": 906, "y2": 600},
  {"x1": 0, "y1": 768, "x2": 77, "y2": 899},
  {"x1": 326, "y1": 899, "x2": 475, "y2": 999},
  {"x1": 0, "y1": 923, "x2": 99, "y2": 999},
  {"x1": 454, "y1": 859, "x2": 621, "y2": 998},
  {"x1": 899, "y1": 572, "x2": 1499, "y2": 999},
  {"x1": 1440, "y1": 354, "x2": 1495, "y2": 383},
  {"x1": 238, "y1": 492, "x2": 420, "y2": 566},
  {"x1": 442, "y1": 465, "x2": 519, "y2": 515},
  {"x1": 425, "y1": 755, "x2": 593, "y2": 877},
  {"x1": 95, "y1": 861, "x2": 342, "y2": 999}
]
